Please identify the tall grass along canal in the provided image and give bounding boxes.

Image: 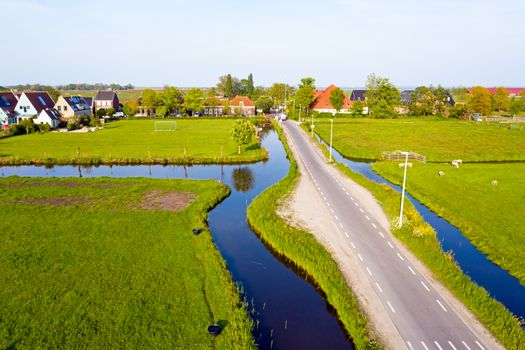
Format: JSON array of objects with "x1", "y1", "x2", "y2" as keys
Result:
[{"x1": 1, "y1": 130, "x2": 355, "y2": 349}]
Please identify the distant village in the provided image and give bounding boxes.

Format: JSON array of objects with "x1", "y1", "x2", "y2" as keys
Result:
[{"x1": 1, "y1": 82, "x2": 523, "y2": 132}]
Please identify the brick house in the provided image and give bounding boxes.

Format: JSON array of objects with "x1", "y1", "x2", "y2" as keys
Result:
[
  {"x1": 310, "y1": 84, "x2": 353, "y2": 114},
  {"x1": 93, "y1": 91, "x2": 120, "y2": 112}
]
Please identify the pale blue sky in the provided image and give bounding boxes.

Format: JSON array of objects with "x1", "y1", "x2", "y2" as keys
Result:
[{"x1": 2, "y1": 0, "x2": 524, "y2": 87}]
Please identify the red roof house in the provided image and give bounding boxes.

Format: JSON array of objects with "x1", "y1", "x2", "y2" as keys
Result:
[
  {"x1": 229, "y1": 96, "x2": 255, "y2": 116},
  {"x1": 468, "y1": 87, "x2": 524, "y2": 96},
  {"x1": 310, "y1": 84, "x2": 353, "y2": 114}
]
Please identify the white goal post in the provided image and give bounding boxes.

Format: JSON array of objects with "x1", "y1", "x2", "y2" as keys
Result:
[{"x1": 154, "y1": 120, "x2": 177, "y2": 132}]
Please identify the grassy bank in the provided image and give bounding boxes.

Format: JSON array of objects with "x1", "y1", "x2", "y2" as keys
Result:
[
  {"x1": 372, "y1": 162, "x2": 525, "y2": 284},
  {"x1": 312, "y1": 118, "x2": 525, "y2": 162},
  {"x1": 0, "y1": 177, "x2": 254, "y2": 349},
  {"x1": 247, "y1": 123, "x2": 380, "y2": 349},
  {"x1": 0, "y1": 119, "x2": 267, "y2": 165},
  {"x1": 308, "y1": 128, "x2": 525, "y2": 349}
]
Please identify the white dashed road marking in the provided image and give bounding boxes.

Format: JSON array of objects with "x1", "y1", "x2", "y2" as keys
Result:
[
  {"x1": 420, "y1": 341, "x2": 429, "y2": 350},
  {"x1": 448, "y1": 341, "x2": 458, "y2": 350},
  {"x1": 420, "y1": 281, "x2": 430, "y2": 292},
  {"x1": 366, "y1": 267, "x2": 372, "y2": 276},
  {"x1": 357, "y1": 254, "x2": 363, "y2": 262},
  {"x1": 406, "y1": 340, "x2": 414, "y2": 350},
  {"x1": 350, "y1": 241, "x2": 356, "y2": 249},
  {"x1": 437, "y1": 300, "x2": 448, "y2": 312},
  {"x1": 371, "y1": 223, "x2": 377, "y2": 228},
  {"x1": 375, "y1": 282, "x2": 383, "y2": 293},
  {"x1": 475, "y1": 341, "x2": 486, "y2": 350},
  {"x1": 397, "y1": 253, "x2": 404, "y2": 261},
  {"x1": 365, "y1": 215, "x2": 370, "y2": 220},
  {"x1": 462, "y1": 341, "x2": 472, "y2": 350},
  {"x1": 339, "y1": 223, "x2": 344, "y2": 229},
  {"x1": 434, "y1": 341, "x2": 444, "y2": 350},
  {"x1": 387, "y1": 301, "x2": 395, "y2": 313},
  {"x1": 408, "y1": 266, "x2": 416, "y2": 275},
  {"x1": 387, "y1": 242, "x2": 394, "y2": 249},
  {"x1": 359, "y1": 208, "x2": 364, "y2": 213},
  {"x1": 378, "y1": 231, "x2": 385, "y2": 238},
  {"x1": 344, "y1": 231, "x2": 349, "y2": 238}
]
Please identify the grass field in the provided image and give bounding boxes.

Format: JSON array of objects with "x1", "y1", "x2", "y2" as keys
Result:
[
  {"x1": 311, "y1": 118, "x2": 525, "y2": 162},
  {"x1": 372, "y1": 162, "x2": 525, "y2": 284},
  {"x1": 306, "y1": 131, "x2": 524, "y2": 349},
  {"x1": 0, "y1": 177, "x2": 254, "y2": 349},
  {"x1": 0, "y1": 119, "x2": 267, "y2": 165}
]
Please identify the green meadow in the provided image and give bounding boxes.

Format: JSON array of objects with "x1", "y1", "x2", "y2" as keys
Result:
[
  {"x1": 372, "y1": 162, "x2": 525, "y2": 284},
  {"x1": 312, "y1": 118, "x2": 525, "y2": 162},
  {"x1": 0, "y1": 119, "x2": 267, "y2": 165},
  {"x1": 0, "y1": 177, "x2": 254, "y2": 349}
]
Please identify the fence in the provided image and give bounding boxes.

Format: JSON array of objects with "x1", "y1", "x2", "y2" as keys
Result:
[{"x1": 381, "y1": 151, "x2": 426, "y2": 163}]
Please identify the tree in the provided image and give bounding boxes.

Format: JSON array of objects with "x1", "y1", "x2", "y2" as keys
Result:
[
  {"x1": 20, "y1": 118, "x2": 36, "y2": 134},
  {"x1": 96, "y1": 108, "x2": 107, "y2": 117},
  {"x1": 329, "y1": 87, "x2": 345, "y2": 112},
  {"x1": 255, "y1": 96, "x2": 273, "y2": 113},
  {"x1": 365, "y1": 74, "x2": 400, "y2": 118},
  {"x1": 183, "y1": 88, "x2": 204, "y2": 115},
  {"x1": 204, "y1": 96, "x2": 222, "y2": 116},
  {"x1": 156, "y1": 105, "x2": 169, "y2": 118},
  {"x1": 106, "y1": 108, "x2": 115, "y2": 117},
  {"x1": 493, "y1": 87, "x2": 510, "y2": 112},
  {"x1": 295, "y1": 78, "x2": 316, "y2": 114},
  {"x1": 230, "y1": 119, "x2": 255, "y2": 154},
  {"x1": 122, "y1": 101, "x2": 138, "y2": 116},
  {"x1": 246, "y1": 73, "x2": 254, "y2": 99},
  {"x1": 508, "y1": 97, "x2": 523, "y2": 118},
  {"x1": 467, "y1": 86, "x2": 492, "y2": 116},
  {"x1": 141, "y1": 89, "x2": 158, "y2": 114},
  {"x1": 268, "y1": 83, "x2": 295, "y2": 108},
  {"x1": 225, "y1": 74, "x2": 233, "y2": 98},
  {"x1": 45, "y1": 87, "x2": 60, "y2": 102},
  {"x1": 158, "y1": 86, "x2": 183, "y2": 115},
  {"x1": 351, "y1": 100, "x2": 364, "y2": 116}
]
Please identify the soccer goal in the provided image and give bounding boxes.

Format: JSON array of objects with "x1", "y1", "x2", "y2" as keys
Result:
[{"x1": 154, "y1": 120, "x2": 177, "y2": 132}]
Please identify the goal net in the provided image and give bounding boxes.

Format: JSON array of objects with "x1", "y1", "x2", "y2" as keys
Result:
[{"x1": 154, "y1": 120, "x2": 177, "y2": 132}]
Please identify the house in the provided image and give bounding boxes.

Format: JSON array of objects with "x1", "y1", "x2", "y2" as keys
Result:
[
  {"x1": 469, "y1": 87, "x2": 524, "y2": 97},
  {"x1": 93, "y1": 91, "x2": 120, "y2": 112},
  {"x1": 0, "y1": 91, "x2": 19, "y2": 129},
  {"x1": 14, "y1": 92, "x2": 55, "y2": 121},
  {"x1": 34, "y1": 108, "x2": 60, "y2": 128},
  {"x1": 229, "y1": 96, "x2": 255, "y2": 116},
  {"x1": 350, "y1": 89, "x2": 367, "y2": 102},
  {"x1": 55, "y1": 95, "x2": 92, "y2": 118},
  {"x1": 310, "y1": 84, "x2": 353, "y2": 114}
]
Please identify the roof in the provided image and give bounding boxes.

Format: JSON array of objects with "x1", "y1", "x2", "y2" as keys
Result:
[
  {"x1": 468, "y1": 87, "x2": 524, "y2": 95},
  {"x1": 63, "y1": 95, "x2": 91, "y2": 112},
  {"x1": 350, "y1": 90, "x2": 367, "y2": 101},
  {"x1": 0, "y1": 92, "x2": 18, "y2": 112},
  {"x1": 83, "y1": 97, "x2": 93, "y2": 106},
  {"x1": 0, "y1": 107, "x2": 15, "y2": 119},
  {"x1": 230, "y1": 95, "x2": 255, "y2": 107},
  {"x1": 41, "y1": 108, "x2": 61, "y2": 120},
  {"x1": 310, "y1": 84, "x2": 352, "y2": 110},
  {"x1": 23, "y1": 92, "x2": 55, "y2": 113},
  {"x1": 400, "y1": 90, "x2": 414, "y2": 104},
  {"x1": 94, "y1": 91, "x2": 117, "y2": 101}
]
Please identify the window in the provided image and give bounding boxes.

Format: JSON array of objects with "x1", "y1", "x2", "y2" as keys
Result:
[
  {"x1": 38, "y1": 96, "x2": 47, "y2": 106},
  {"x1": 57, "y1": 106, "x2": 61, "y2": 111},
  {"x1": 64, "y1": 105, "x2": 68, "y2": 111}
]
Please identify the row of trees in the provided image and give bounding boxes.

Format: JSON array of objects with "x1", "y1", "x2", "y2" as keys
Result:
[{"x1": 467, "y1": 87, "x2": 524, "y2": 117}]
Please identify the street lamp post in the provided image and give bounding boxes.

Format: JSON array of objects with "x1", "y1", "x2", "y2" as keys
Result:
[
  {"x1": 329, "y1": 119, "x2": 334, "y2": 162},
  {"x1": 399, "y1": 151, "x2": 409, "y2": 228},
  {"x1": 311, "y1": 114, "x2": 315, "y2": 137}
]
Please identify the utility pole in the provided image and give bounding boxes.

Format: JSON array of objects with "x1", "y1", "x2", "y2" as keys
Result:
[
  {"x1": 311, "y1": 114, "x2": 315, "y2": 137},
  {"x1": 399, "y1": 151, "x2": 409, "y2": 228}
]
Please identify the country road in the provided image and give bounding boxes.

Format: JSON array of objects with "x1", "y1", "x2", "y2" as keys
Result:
[{"x1": 281, "y1": 120, "x2": 499, "y2": 350}]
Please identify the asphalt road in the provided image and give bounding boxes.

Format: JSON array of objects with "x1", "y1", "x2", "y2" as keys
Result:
[{"x1": 282, "y1": 120, "x2": 489, "y2": 350}]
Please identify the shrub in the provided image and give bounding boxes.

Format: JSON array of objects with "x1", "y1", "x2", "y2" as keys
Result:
[
  {"x1": 96, "y1": 109, "x2": 107, "y2": 118},
  {"x1": 67, "y1": 121, "x2": 80, "y2": 131},
  {"x1": 9, "y1": 124, "x2": 26, "y2": 135},
  {"x1": 37, "y1": 123, "x2": 51, "y2": 133}
]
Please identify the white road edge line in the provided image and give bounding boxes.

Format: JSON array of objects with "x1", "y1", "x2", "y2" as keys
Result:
[
  {"x1": 375, "y1": 282, "x2": 383, "y2": 293},
  {"x1": 339, "y1": 223, "x2": 344, "y2": 229},
  {"x1": 387, "y1": 242, "x2": 394, "y2": 249},
  {"x1": 420, "y1": 281, "x2": 430, "y2": 292},
  {"x1": 462, "y1": 341, "x2": 472, "y2": 350},
  {"x1": 334, "y1": 215, "x2": 338, "y2": 220},
  {"x1": 344, "y1": 231, "x2": 349, "y2": 238},
  {"x1": 408, "y1": 266, "x2": 416, "y2": 275},
  {"x1": 366, "y1": 267, "x2": 372, "y2": 276},
  {"x1": 365, "y1": 215, "x2": 370, "y2": 220},
  {"x1": 359, "y1": 208, "x2": 364, "y2": 213},
  {"x1": 475, "y1": 341, "x2": 486, "y2": 350},
  {"x1": 371, "y1": 223, "x2": 377, "y2": 228},
  {"x1": 350, "y1": 241, "x2": 356, "y2": 249},
  {"x1": 420, "y1": 341, "x2": 429, "y2": 350},
  {"x1": 434, "y1": 341, "x2": 444, "y2": 350},
  {"x1": 378, "y1": 231, "x2": 385, "y2": 238},
  {"x1": 437, "y1": 300, "x2": 448, "y2": 312},
  {"x1": 448, "y1": 341, "x2": 458, "y2": 350},
  {"x1": 406, "y1": 340, "x2": 414, "y2": 350},
  {"x1": 387, "y1": 300, "x2": 395, "y2": 313},
  {"x1": 396, "y1": 253, "x2": 405, "y2": 261},
  {"x1": 357, "y1": 254, "x2": 363, "y2": 262}
]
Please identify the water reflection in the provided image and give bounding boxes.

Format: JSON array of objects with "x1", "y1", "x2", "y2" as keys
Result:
[{"x1": 231, "y1": 166, "x2": 255, "y2": 193}]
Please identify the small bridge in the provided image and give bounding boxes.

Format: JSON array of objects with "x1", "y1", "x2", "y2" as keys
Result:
[{"x1": 381, "y1": 151, "x2": 426, "y2": 163}]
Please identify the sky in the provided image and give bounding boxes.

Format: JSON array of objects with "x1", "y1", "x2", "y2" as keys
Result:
[{"x1": 2, "y1": 0, "x2": 524, "y2": 88}]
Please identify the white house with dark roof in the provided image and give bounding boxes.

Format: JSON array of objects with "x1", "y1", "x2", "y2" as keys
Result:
[
  {"x1": 34, "y1": 108, "x2": 60, "y2": 128},
  {"x1": 14, "y1": 92, "x2": 55, "y2": 121},
  {"x1": 54, "y1": 95, "x2": 92, "y2": 119},
  {"x1": 0, "y1": 91, "x2": 19, "y2": 129},
  {"x1": 93, "y1": 91, "x2": 120, "y2": 112}
]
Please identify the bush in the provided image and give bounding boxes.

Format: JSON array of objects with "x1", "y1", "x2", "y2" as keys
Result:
[
  {"x1": 20, "y1": 119, "x2": 37, "y2": 134},
  {"x1": 96, "y1": 109, "x2": 107, "y2": 118},
  {"x1": 9, "y1": 124, "x2": 26, "y2": 135},
  {"x1": 449, "y1": 104, "x2": 468, "y2": 119},
  {"x1": 37, "y1": 123, "x2": 51, "y2": 133},
  {"x1": 79, "y1": 116, "x2": 90, "y2": 126},
  {"x1": 89, "y1": 116, "x2": 101, "y2": 127},
  {"x1": 67, "y1": 121, "x2": 80, "y2": 131}
]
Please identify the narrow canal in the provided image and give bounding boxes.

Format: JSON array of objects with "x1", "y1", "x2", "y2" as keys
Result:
[
  {"x1": 316, "y1": 135, "x2": 525, "y2": 321},
  {"x1": 0, "y1": 130, "x2": 355, "y2": 350}
]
